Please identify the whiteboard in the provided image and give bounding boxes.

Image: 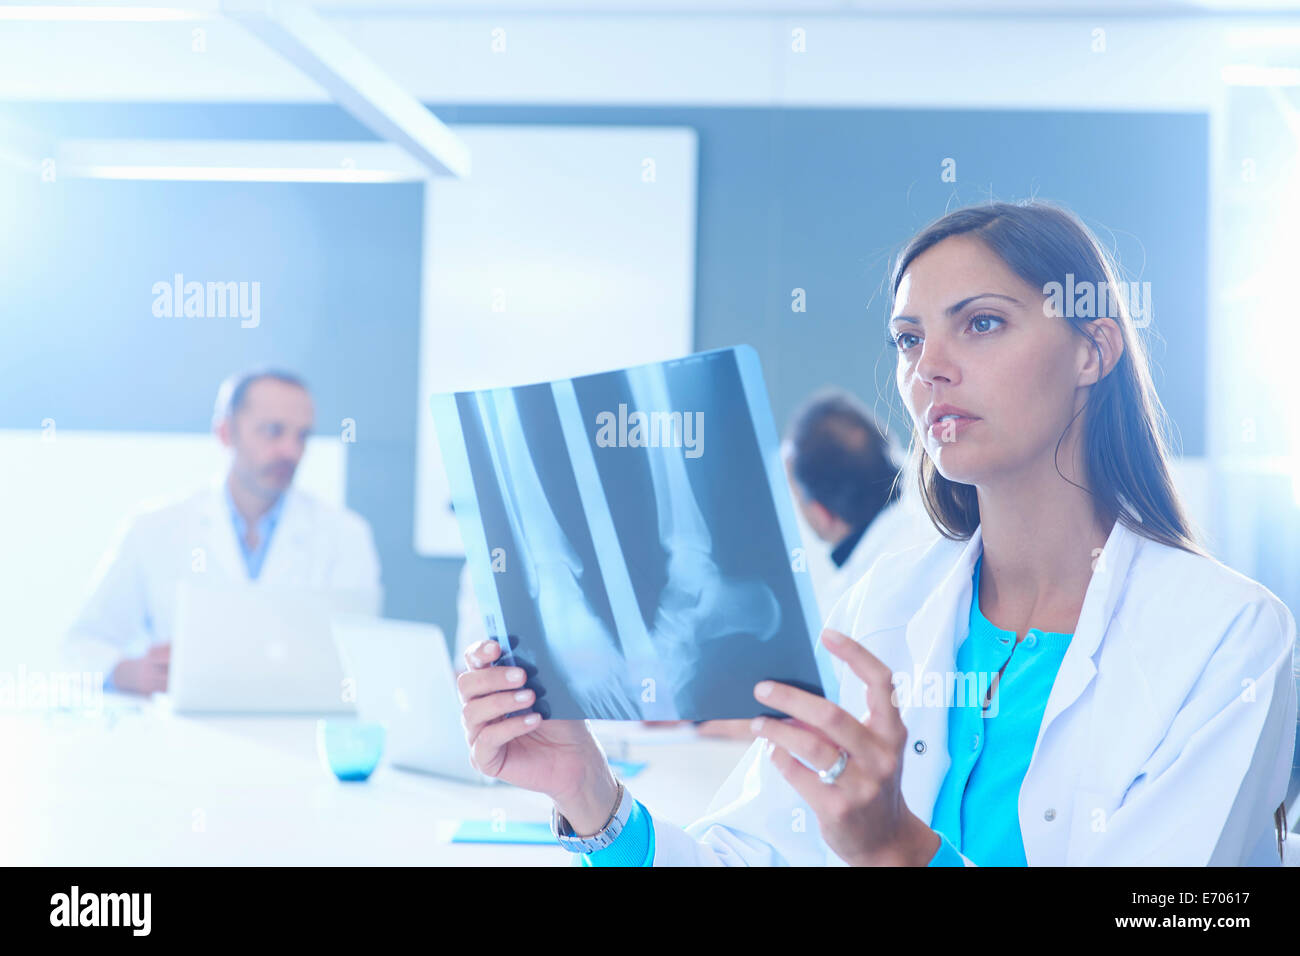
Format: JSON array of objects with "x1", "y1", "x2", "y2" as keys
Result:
[{"x1": 414, "y1": 125, "x2": 697, "y2": 556}]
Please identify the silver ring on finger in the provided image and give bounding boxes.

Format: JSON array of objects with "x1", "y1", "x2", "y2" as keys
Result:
[{"x1": 819, "y1": 748, "x2": 849, "y2": 785}]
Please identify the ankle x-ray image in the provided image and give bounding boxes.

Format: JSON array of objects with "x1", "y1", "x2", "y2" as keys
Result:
[{"x1": 432, "y1": 346, "x2": 831, "y2": 721}]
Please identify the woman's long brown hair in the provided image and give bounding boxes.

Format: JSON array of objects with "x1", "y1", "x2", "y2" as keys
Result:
[{"x1": 888, "y1": 200, "x2": 1204, "y2": 557}]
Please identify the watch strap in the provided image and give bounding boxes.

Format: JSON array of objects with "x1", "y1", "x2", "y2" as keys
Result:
[{"x1": 551, "y1": 779, "x2": 633, "y2": 853}]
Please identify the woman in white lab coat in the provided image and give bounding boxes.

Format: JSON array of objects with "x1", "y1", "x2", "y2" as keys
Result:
[{"x1": 456, "y1": 200, "x2": 1298, "y2": 866}]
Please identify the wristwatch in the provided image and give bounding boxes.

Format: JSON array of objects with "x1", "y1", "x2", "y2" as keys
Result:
[{"x1": 551, "y1": 779, "x2": 634, "y2": 853}]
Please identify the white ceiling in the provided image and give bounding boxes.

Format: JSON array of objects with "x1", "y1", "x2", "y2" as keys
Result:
[
  {"x1": 304, "y1": 0, "x2": 1300, "y2": 12},
  {"x1": 0, "y1": 3, "x2": 1296, "y2": 105},
  {"x1": 6, "y1": 0, "x2": 1300, "y2": 15}
]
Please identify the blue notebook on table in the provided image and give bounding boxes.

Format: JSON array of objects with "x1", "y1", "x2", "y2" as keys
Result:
[{"x1": 452, "y1": 820, "x2": 555, "y2": 845}]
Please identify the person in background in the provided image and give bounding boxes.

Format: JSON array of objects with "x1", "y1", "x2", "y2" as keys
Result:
[
  {"x1": 63, "y1": 369, "x2": 382, "y2": 694},
  {"x1": 784, "y1": 388, "x2": 937, "y2": 618}
]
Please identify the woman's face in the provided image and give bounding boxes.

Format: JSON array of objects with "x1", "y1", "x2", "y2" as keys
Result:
[{"x1": 889, "y1": 235, "x2": 1089, "y2": 487}]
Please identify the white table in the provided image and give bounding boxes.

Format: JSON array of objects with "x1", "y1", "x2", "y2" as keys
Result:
[{"x1": 0, "y1": 696, "x2": 753, "y2": 865}]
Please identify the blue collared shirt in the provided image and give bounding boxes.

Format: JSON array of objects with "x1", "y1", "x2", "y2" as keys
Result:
[{"x1": 223, "y1": 483, "x2": 286, "y2": 581}]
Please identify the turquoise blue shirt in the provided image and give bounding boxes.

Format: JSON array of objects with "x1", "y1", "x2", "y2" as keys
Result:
[
  {"x1": 579, "y1": 796, "x2": 655, "y2": 866},
  {"x1": 223, "y1": 483, "x2": 285, "y2": 581},
  {"x1": 582, "y1": 553, "x2": 1072, "y2": 867},
  {"x1": 927, "y1": 554, "x2": 1073, "y2": 866}
]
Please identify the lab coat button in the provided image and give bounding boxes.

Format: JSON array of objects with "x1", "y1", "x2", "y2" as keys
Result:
[
  {"x1": 1043, "y1": 808, "x2": 1057, "y2": 822},
  {"x1": 971, "y1": 734, "x2": 980, "y2": 751},
  {"x1": 1025, "y1": 633, "x2": 1038, "y2": 648},
  {"x1": 913, "y1": 740, "x2": 927, "y2": 754}
]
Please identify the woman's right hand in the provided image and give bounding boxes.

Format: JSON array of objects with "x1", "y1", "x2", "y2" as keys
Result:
[{"x1": 457, "y1": 639, "x2": 620, "y2": 834}]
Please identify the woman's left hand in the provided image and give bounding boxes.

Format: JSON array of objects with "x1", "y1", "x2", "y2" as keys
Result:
[{"x1": 751, "y1": 628, "x2": 940, "y2": 867}]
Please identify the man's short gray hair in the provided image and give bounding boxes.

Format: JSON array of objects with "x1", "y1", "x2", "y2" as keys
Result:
[{"x1": 212, "y1": 368, "x2": 310, "y2": 425}]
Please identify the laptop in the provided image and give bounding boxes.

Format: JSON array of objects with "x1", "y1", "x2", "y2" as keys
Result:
[
  {"x1": 169, "y1": 582, "x2": 378, "y2": 714},
  {"x1": 331, "y1": 614, "x2": 496, "y2": 785}
]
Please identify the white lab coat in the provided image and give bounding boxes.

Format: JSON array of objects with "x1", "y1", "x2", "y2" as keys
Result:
[
  {"x1": 649, "y1": 519, "x2": 1298, "y2": 866},
  {"x1": 810, "y1": 489, "x2": 940, "y2": 621},
  {"x1": 64, "y1": 476, "x2": 383, "y2": 676}
]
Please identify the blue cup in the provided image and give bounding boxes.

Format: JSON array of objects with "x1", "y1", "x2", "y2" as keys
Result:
[{"x1": 317, "y1": 719, "x2": 386, "y2": 782}]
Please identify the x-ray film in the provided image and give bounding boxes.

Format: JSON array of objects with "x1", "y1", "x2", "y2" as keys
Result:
[{"x1": 431, "y1": 346, "x2": 832, "y2": 720}]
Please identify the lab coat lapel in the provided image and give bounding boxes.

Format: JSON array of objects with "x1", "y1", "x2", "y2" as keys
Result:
[
  {"x1": 196, "y1": 476, "x2": 249, "y2": 582},
  {"x1": 1035, "y1": 518, "x2": 1140, "y2": 737},
  {"x1": 898, "y1": 527, "x2": 984, "y2": 818},
  {"x1": 257, "y1": 488, "x2": 313, "y2": 587}
]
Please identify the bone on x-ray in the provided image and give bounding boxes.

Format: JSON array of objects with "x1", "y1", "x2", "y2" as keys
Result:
[{"x1": 432, "y1": 346, "x2": 833, "y2": 721}]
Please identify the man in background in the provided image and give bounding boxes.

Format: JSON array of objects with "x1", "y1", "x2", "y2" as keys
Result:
[
  {"x1": 784, "y1": 387, "x2": 936, "y2": 617},
  {"x1": 64, "y1": 369, "x2": 382, "y2": 694}
]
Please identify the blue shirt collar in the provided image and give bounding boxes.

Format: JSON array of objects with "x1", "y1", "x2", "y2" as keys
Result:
[
  {"x1": 970, "y1": 553, "x2": 1073, "y2": 646},
  {"x1": 223, "y1": 479, "x2": 286, "y2": 541}
]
